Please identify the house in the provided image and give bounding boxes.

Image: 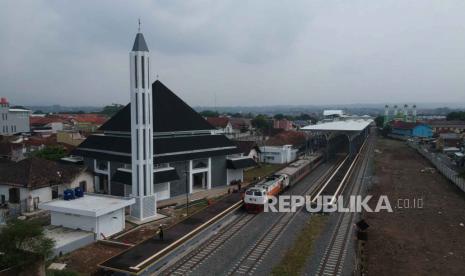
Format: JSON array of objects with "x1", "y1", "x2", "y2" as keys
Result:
[
  {"x1": 234, "y1": 140, "x2": 261, "y2": 162},
  {"x1": 206, "y1": 117, "x2": 233, "y2": 136},
  {"x1": 0, "y1": 97, "x2": 31, "y2": 135},
  {"x1": 436, "y1": 133, "x2": 463, "y2": 150},
  {"x1": 0, "y1": 134, "x2": 63, "y2": 162},
  {"x1": 259, "y1": 131, "x2": 306, "y2": 164},
  {"x1": 71, "y1": 114, "x2": 108, "y2": 132},
  {"x1": 30, "y1": 116, "x2": 71, "y2": 134},
  {"x1": 0, "y1": 157, "x2": 93, "y2": 215},
  {"x1": 57, "y1": 130, "x2": 86, "y2": 146},
  {"x1": 260, "y1": 145, "x2": 297, "y2": 164},
  {"x1": 390, "y1": 121, "x2": 433, "y2": 138},
  {"x1": 273, "y1": 119, "x2": 294, "y2": 131},
  {"x1": 428, "y1": 120, "x2": 465, "y2": 134}
]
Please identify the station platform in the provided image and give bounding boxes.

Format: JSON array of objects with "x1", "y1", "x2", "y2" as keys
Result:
[{"x1": 99, "y1": 192, "x2": 243, "y2": 274}]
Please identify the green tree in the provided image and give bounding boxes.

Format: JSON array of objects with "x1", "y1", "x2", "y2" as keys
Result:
[
  {"x1": 199, "y1": 110, "x2": 219, "y2": 117},
  {"x1": 32, "y1": 146, "x2": 67, "y2": 161},
  {"x1": 273, "y1": 113, "x2": 285, "y2": 120},
  {"x1": 374, "y1": 115, "x2": 385, "y2": 127},
  {"x1": 446, "y1": 111, "x2": 465, "y2": 121},
  {"x1": 33, "y1": 110, "x2": 44, "y2": 114},
  {"x1": 252, "y1": 114, "x2": 271, "y2": 131},
  {"x1": 0, "y1": 219, "x2": 54, "y2": 270},
  {"x1": 99, "y1": 104, "x2": 124, "y2": 117}
]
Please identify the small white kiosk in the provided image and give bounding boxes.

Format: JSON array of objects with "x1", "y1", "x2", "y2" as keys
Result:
[{"x1": 39, "y1": 194, "x2": 135, "y2": 240}]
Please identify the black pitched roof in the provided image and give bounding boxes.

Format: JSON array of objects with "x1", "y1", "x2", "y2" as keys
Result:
[
  {"x1": 132, "y1": 33, "x2": 149, "y2": 52},
  {"x1": 226, "y1": 158, "x2": 257, "y2": 169},
  {"x1": 74, "y1": 134, "x2": 239, "y2": 164},
  {"x1": 99, "y1": 81, "x2": 215, "y2": 133},
  {"x1": 112, "y1": 168, "x2": 179, "y2": 185}
]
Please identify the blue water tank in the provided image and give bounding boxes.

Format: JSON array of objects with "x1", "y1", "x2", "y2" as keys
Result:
[
  {"x1": 63, "y1": 189, "x2": 75, "y2": 200},
  {"x1": 74, "y1": 187, "x2": 84, "y2": 198}
]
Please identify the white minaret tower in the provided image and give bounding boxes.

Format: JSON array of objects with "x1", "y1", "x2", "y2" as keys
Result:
[{"x1": 129, "y1": 22, "x2": 156, "y2": 221}]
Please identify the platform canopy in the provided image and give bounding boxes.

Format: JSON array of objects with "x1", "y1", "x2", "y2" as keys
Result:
[{"x1": 301, "y1": 119, "x2": 373, "y2": 132}]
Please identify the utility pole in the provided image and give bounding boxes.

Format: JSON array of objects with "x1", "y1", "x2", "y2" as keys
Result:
[{"x1": 185, "y1": 160, "x2": 189, "y2": 216}]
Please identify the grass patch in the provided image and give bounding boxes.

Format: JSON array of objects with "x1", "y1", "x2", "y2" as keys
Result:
[
  {"x1": 244, "y1": 164, "x2": 285, "y2": 182},
  {"x1": 272, "y1": 214, "x2": 328, "y2": 276}
]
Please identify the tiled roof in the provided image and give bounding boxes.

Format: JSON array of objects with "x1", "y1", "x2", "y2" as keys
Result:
[
  {"x1": 206, "y1": 117, "x2": 230, "y2": 128},
  {"x1": 0, "y1": 157, "x2": 85, "y2": 189},
  {"x1": 30, "y1": 116, "x2": 69, "y2": 126},
  {"x1": 234, "y1": 140, "x2": 260, "y2": 155},
  {"x1": 265, "y1": 131, "x2": 306, "y2": 147}
]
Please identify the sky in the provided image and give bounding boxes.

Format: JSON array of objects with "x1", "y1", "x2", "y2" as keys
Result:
[{"x1": 1, "y1": 0, "x2": 465, "y2": 107}]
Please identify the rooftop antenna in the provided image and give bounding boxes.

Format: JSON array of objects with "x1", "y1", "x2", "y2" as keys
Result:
[
  {"x1": 138, "y1": 18, "x2": 141, "y2": 32},
  {"x1": 156, "y1": 74, "x2": 159, "y2": 80}
]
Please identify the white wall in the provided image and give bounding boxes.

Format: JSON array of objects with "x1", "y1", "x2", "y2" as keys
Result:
[
  {"x1": 50, "y1": 209, "x2": 125, "y2": 240},
  {"x1": 154, "y1": 182, "x2": 170, "y2": 201},
  {"x1": 96, "y1": 209, "x2": 125, "y2": 239},
  {"x1": 226, "y1": 169, "x2": 243, "y2": 185},
  {"x1": 259, "y1": 145, "x2": 297, "y2": 164},
  {"x1": 51, "y1": 212, "x2": 97, "y2": 233}
]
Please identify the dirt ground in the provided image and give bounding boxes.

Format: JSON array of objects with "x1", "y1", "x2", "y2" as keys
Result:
[
  {"x1": 364, "y1": 138, "x2": 465, "y2": 276},
  {"x1": 56, "y1": 242, "x2": 128, "y2": 275}
]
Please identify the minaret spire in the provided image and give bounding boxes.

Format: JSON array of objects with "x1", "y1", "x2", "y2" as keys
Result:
[
  {"x1": 129, "y1": 27, "x2": 156, "y2": 221},
  {"x1": 138, "y1": 18, "x2": 141, "y2": 32}
]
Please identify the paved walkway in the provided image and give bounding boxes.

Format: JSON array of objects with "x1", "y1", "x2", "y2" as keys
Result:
[{"x1": 100, "y1": 192, "x2": 242, "y2": 274}]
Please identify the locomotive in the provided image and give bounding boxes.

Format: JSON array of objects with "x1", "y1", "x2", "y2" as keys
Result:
[{"x1": 243, "y1": 154, "x2": 323, "y2": 213}]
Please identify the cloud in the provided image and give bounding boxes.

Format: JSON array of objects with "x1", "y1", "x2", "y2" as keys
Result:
[{"x1": 0, "y1": 0, "x2": 465, "y2": 107}]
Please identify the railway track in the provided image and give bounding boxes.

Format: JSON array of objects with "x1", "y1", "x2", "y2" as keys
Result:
[
  {"x1": 226, "y1": 156, "x2": 349, "y2": 276},
  {"x1": 160, "y1": 212, "x2": 256, "y2": 275},
  {"x1": 161, "y1": 159, "x2": 343, "y2": 276},
  {"x1": 316, "y1": 133, "x2": 374, "y2": 276}
]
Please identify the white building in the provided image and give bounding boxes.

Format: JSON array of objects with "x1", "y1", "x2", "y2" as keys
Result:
[
  {"x1": 0, "y1": 97, "x2": 30, "y2": 135},
  {"x1": 0, "y1": 157, "x2": 93, "y2": 216},
  {"x1": 259, "y1": 145, "x2": 297, "y2": 164},
  {"x1": 39, "y1": 194, "x2": 135, "y2": 240}
]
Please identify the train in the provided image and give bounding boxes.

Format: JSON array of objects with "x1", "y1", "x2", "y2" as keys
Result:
[{"x1": 243, "y1": 154, "x2": 323, "y2": 213}]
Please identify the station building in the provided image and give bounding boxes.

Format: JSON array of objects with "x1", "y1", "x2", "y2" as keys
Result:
[{"x1": 73, "y1": 30, "x2": 254, "y2": 221}]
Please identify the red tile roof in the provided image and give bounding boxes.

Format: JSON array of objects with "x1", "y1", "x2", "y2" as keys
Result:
[
  {"x1": 265, "y1": 130, "x2": 306, "y2": 147},
  {"x1": 29, "y1": 116, "x2": 69, "y2": 126},
  {"x1": 206, "y1": 117, "x2": 230, "y2": 128},
  {"x1": 390, "y1": 121, "x2": 422, "y2": 130}
]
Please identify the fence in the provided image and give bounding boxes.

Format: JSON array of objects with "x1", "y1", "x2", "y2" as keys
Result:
[{"x1": 407, "y1": 141, "x2": 465, "y2": 192}]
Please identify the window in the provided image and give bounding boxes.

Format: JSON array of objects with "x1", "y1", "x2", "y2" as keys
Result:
[
  {"x1": 143, "y1": 129, "x2": 146, "y2": 159},
  {"x1": 147, "y1": 57, "x2": 150, "y2": 89},
  {"x1": 136, "y1": 129, "x2": 139, "y2": 160},
  {"x1": 141, "y1": 56, "x2": 145, "y2": 89},
  {"x1": 97, "y1": 161, "x2": 108, "y2": 171},
  {"x1": 142, "y1": 93, "x2": 146, "y2": 124},
  {"x1": 8, "y1": 188, "x2": 20, "y2": 203},
  {"x1": 193, "y1": 159, "x2": 208, "y2": 169},
  {"x1": 79, "y1": 181, "x2": 87, "y2": 192},
  {"x1": 143, "y1": 164, "x2": 147, "y2": 195},
  {"x1": 135, "y1": 93, "x2": 139, "y2": 124},
  {"x1": 134, "y1": 56, "x2": 138, "y2": 88},
  {"x1": 51, "y1": 186, "x2": 59, "y2": 199}
]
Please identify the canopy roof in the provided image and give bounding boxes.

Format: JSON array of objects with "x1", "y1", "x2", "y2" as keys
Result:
[{"x1": 301, "y1": 119, "x2": 373, "y2": 132}]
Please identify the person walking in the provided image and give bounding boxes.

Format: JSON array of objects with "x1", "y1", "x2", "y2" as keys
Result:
[{"x1": 158, "y1": 225, "x2": 164, "y2": 241}]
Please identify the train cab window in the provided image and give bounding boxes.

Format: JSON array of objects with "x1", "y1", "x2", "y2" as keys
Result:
[
  {"x1": 254, "y1": 191, "x2": 263, "y2": 196},
  {"x1": 246, "y1": 190, "x2": 254, "y2": 195}
]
